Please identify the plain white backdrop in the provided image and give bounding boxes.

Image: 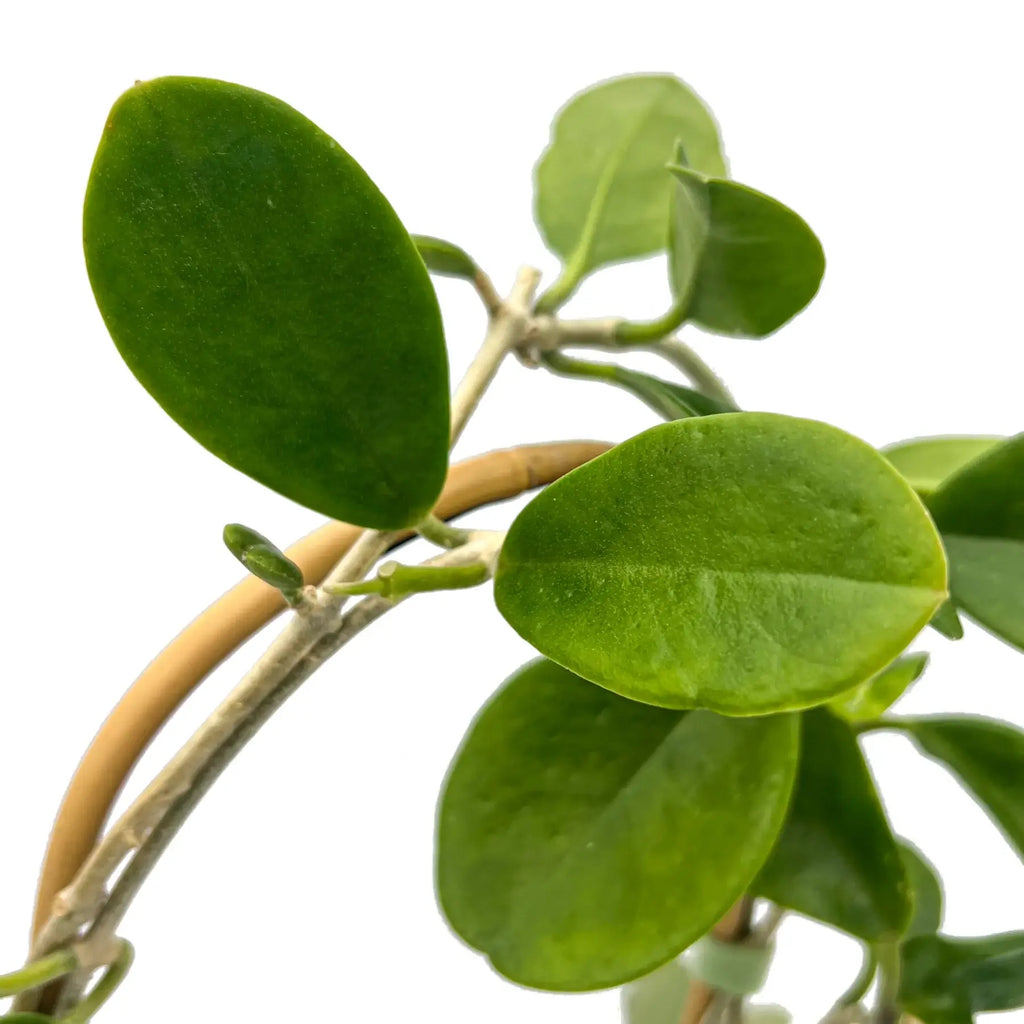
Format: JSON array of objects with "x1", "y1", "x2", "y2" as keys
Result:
[{"x1": 1, "y1": 2, "x2": 1022, "y2": 1021}]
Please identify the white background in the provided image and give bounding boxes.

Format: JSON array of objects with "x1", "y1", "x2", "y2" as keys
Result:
[{"x1": 1, "y1": 2, "x2": 1022, "y2": 1021}]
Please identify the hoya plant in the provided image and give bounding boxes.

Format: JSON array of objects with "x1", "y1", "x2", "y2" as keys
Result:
[{"x1": 2, "y1": 73, "x2": 1022, "y2": 1024}]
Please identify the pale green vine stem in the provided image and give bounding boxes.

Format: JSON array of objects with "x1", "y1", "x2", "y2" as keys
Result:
[
  {"x1": 874, "y1": 941, "x2": 902, "y2": 1024},
  {"x1": 57, "y1": 940, "x2": 133, "y2": 1024},
  {"x1": 0, "y1": 948, "x2": 78, "y2": 997}
]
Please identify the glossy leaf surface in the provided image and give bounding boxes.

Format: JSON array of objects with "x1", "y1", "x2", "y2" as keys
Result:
[
  {"x1": 223, "y1": 523, "x2": 304, "y2": 593},
  {"x1": 901, "y1": 932, "x2": 1024, "y2": 1024},
  {"x1": 667, "y1": 167, "x2": 824, "y2": 337},
  {"x1": 755, "y1": 709, "x2": 911, "y2": 940},
  {"x1": 829, "y1": 653, "x2": 928, "y2": 723},
  {"x1": 621, "y1": 959, "x2": 691, "y2": 1024},
  {"x1": 436, "y1": 659, "x2": 798, "y2": 991},
  {"x1": 899, "y1": 840, "x2": 944, "y2": 938},
  {"x1": 535, "y1": 75, "x2": 725, "y2": 287},
  {"x1": 882, "y1": 436, "x2": 1002, "y2": 498},
  {"x1": 85, "y1": 77, "x2": 449, "y2": 529},
  {"x1": 928, "y1": 435, "x2": 1024, "y2": 649},
  {"x1": 495, "y1": 413, "x2": 947, "y2": 714},
  {"x1": 901, "y1": 716, "x2": 1024, "y2": 861}
]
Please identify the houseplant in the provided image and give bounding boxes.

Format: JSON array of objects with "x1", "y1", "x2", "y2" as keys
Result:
[{"x1": 1, "y1": 71, "x2": 1021, "y2": 1023}]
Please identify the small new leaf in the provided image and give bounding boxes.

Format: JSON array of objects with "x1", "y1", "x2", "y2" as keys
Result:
[
  {"x1": 900, "y1": 716, "x2": 1024, "y2": 863},
  {"x1": 223, "y1": 523, "x2": 304, "y2": 597},
  {"x1": 436, "y1": 659, "x2": 798, "y2": 991},
  {"x1": 901, "y1": 932, "x2": 1024, "y2": 1024},
  {"x1": 755, "y1": 709, "x2": 912, "y2": 941},
  {"x1": 411, "y1": 235, "x2": 479, "y2": 280},
  {"x1": 664, "y1": 167, "x2": 825, "y2": 338},
  {"x1": 494, "y1": 413, "x2": 947, "y2": 714}
]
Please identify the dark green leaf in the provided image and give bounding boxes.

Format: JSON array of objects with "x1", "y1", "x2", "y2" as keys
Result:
[
  {"x1": 666, "y1": 167, "x2": 824, "y2": 338},
  {"x1": 85, "y1": 77, "x2": 449, "y2": 529},
  {"x1": 411, "y1": 234, "x2": 478, "y2": 279},
  {"x1": 901, "y1": 932, "x2": 1024, "y2": 1024},
  {"x1": 223, "y1": 523, "x2": 304, "y2": 594},
  {"x1": 436, "y1": 659, "x2": 798, "y2": 991},
  {"x1": 755, "y1": 709, "x2": 911, "y2": 940},
  {"x1": 900, "y1": 716, "x2": 1024, "y2": 861},
  {"x1": 621, "y1": 959, "x2": 691, "y2": 1024},
  {"x1": 930, "y1": 599, "x2": 965, "y2": 641},
  {"x1": 540, "y1": 352, "x2": 734, "y2": 421},
  {"x1": 882, "y1": 436, "x2": 1002, "y2": 498},
  {"x1": 928, "y1": 435, "x2": 1024, "y2": 650},
  {"x1": 534, "y1": 74, "x2": 726, "y2": 305},
  {"x1": 0, "y1": 1015, "x2": 58, "y2": 1023},
  {"x1": 898, "y1": 840, "x2": 944, "y2": 938},
  {"x1": 829, "y1": 653, "x2": 928, "y2": 723},
  {"x1": 494, "y1": 413, "x2": 947, "y2": 714}
]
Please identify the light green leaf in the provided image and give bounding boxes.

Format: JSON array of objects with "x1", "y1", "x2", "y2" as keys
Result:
[
  {"x1": 84, "y1": 77, "x2": 449, "y2": 529},
  {"x1": 755, "y1": 709, "x2": 911, "y2": 941},
  {"x1": 900, "y1": 716, "x2": 1024, "y2": 862},
  {"x1": 411, "y1": 234, "x2": 478, "y2": 279},
  {"x1": 882, "y1": 436, "x2": 1003, "y2": 498},
  {"x1": 900, "y1": 932, "x2": 1024, "y2": 1024},
  {"x1": 534, "y1": 74, "x2": 726, "y2": 308},
  {"x1": 541, "y1": 351, "x2": 734, "y2": 421},
  {"x1": 666, "y1": 167, "x2": 825, "y2": 338},
  {"x1": 436, "y1": 659, "x2": 798, "y2": 991},
  {"x1": 621, "y1": 959, "x2": 691, "y2": 1024},
  {"x1": 829, "y1": 653, "x2": 928, "y2": 723},
  {"x1": 898, "y1": 840, "x2": 944, "y2": 938},
  {"x1": 494, "y1": 413, "x2": 947, "y2": 714},
  {"x1": 928, "y1": 435, "x2": 1024, "y2": 650}
]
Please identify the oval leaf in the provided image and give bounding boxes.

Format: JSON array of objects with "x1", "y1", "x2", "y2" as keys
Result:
[
  {"x1": 436, "y1": 659, "x2": 798, "y2": 991},
  {"x1": 901, "y1": 932, "x2": 1024, "y2": 1024},
  {"x1": 84, "y1": 77, "x2": 449, "y2": 529},
  {"x1": 754, "y1": 709, "x2": 911, "y2": 941},
  {"x1": 667, "y1": 167, "x2": 825, "y2": 338},
  {"x1": 622, "y1": 959, "x2": 691, "y2": 1024},
  {"x1": 494, "y1": 413, "x2": 947, "y2": 714},
  {"x1": 534, "y1": 74, "x2": 726, "y2": 298},
  {"x1": 411, "y1": 234, "x2": 478, "y2": 279},
  {"x1": 900, "y1": 716, "x2": 1024, "y2": 862},
  {"x1": 898, "y1": 840, "x2": 944, "y2": 938},
  {"x1": 223, "y1": 522, "x2": 304, "y2": 593},
  {"x1": 882, "y1": 436, "x2": 1003, "y2": 498},
  {"x1": 928, "y1": 434, "x2": 1024, "y2": 650},
  {"x1": 829, "y1": 653, "x2": 929, "y2": 723}
]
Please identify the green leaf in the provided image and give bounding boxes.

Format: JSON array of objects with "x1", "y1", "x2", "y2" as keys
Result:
[
  {"x1": 411, "y1": 234, "x2": 478, "y2": 279},
  {"x1": 900, "y1": 716, "x2": 1024, "y2": 861},
  {"x1": 84, "y1": 77, "x2": 449, "y2": 529},
  {"x1": 898, "y1": 840, "x2": 944, "y2": 938},
  {"x1": 0, "y1": 1015, "x2": 58, "y2": 1023},
  {"x1": 223, "y1": 523, "x2": 304, "y2": 594},
  {"x1": 540, "y1": 351, "x2": 734, "y2": 422},
  {"x1": 436, "y1": 659, "x2": 798, "y2": 991},
  {"x1": 494, "y1": 413, "x2": 947, "y2": 714},
  {"x1": 928, "y1": 435, "x2": 1024, "y2": 650},
  {"x1": 900, "y1": 932, "x2": 1024, "y2": 1024},
  {"x1": 621, "y1": 959, "x2": 692, "y2": 1024},
  {"x1": 930, "y1": 599, "x2": 965, "y2": 641},
  {"x1": 666, "y1": 167, "x2": 825, "y2": 338},
  {"x1": 829, "y1": 653, "x2": 928, "y2": 723},
  {"x1": 882, "y1": 436, "x2": 1003, "y2": 498},
  {"x1": 534, "y1": 74, "x2": 726, "y2": 308},
  {"x1": 754, "y1": 709, "x2": 911, "y2": 941}
]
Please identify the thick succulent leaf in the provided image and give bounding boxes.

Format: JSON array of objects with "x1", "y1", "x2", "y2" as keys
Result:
[
  {"x1": 436, "y1": 659, "x2": 798, "y2": 991},
  {"x1": 84, "y1": 77, "x2": 449, "y2": 529},
  {"x1": 900, "y1": 932, "x2": 1024, "y2": 1024},
  {"x1": 829, "y1": 653, "x2": 928, "y2": 723},
  {"x1": 898, "y1": 840, "x2": 944, "y2": 938},
  {"x1": 667, "y1": 167, "x2": 824, "y2": 338},
  {"x1": 882, "y1": 436, "x2": 1003, "y2": 498},
  {"x1": 621, "y1": 958, "x2": 691, "y2": 1024},
  {"x1": 928, "y1": 435, "x2": 1024, "y2": 649},
  {"x1": 534, "y1": 74, "x2": 725, "y2": 286},
  {"x1": 494, "y1": 413, "x2": 948, "y2": 714},
  {"x1": 411, "y1": 234, "x2": 478, "y2": 279},
  {"x1": 754, "y1": 709, "x2": 911, "y2": 940},
  {"x1": 900, "y1": 716, "x2": 1024, "y2": 861}
]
